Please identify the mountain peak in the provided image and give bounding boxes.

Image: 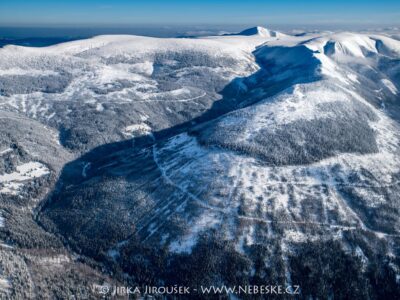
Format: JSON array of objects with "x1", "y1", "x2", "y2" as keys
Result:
[{"x1": 238, "y1": 26, "x2": 281, "y2": 38}]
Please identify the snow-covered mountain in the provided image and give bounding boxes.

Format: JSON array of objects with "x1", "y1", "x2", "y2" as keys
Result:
[
  {"x1": 0, "y1": 31, "x2": 272, "y2": 152},
  {"x1": 1, "y1": 27, "x2": 400, "y2": 298},
  {"x1": 237, "y1": 26, "x2": 287, "y2": 38}
]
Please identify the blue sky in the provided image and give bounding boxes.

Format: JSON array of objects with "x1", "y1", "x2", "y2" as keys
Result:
[{"x1": 0, "y1": 0, "x2": 399, "y2": 27}]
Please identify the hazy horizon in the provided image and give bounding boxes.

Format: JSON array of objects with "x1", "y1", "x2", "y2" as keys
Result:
[
  {"x1": 1, "y1": 23, "x2": 399, "y2": 41},
  {"x1": 1, "y1": 0, "x2": 399, "y2": 28},
  {"x1": 1, "y1": 0, "x2": 399, "y2": 40}
]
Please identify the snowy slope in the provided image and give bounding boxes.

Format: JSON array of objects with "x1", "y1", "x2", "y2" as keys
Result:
[
  {"x1": 1, "y1": 27, "x2": 399, "y2": 296},
  {"x1": 40, "y1": 28, "x2": 400, "y2": 258},
  {"x1": 0, "y1": 29, "x2": 283, "y2": 151}
]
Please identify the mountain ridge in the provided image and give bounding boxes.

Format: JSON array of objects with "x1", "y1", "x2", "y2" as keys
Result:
[{"x1": 0, "y1": 27, "x2": 400, "y2": 298}]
